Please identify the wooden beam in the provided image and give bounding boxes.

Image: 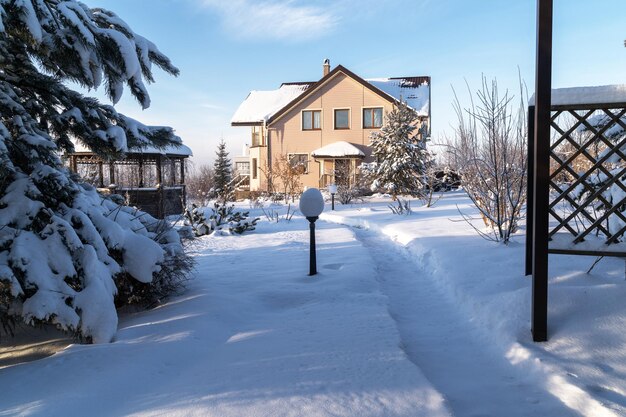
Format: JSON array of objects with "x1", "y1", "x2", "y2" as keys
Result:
[
  {"x1": 526, "y1": 106, "x2": 535, "y2": 276},
  {"x1": 531, "y1": 0, "x2": 553, "y2": 342}
]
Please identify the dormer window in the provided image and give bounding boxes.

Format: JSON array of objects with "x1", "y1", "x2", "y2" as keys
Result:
[{"x1": 302, "y1": 110, "x2": 321, "y2": 130}]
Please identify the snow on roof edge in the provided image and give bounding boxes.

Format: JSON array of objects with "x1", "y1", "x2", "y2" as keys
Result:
[
  {"x1": 231, "y1": 84, "x2": 311, "y2": 124},
  {"x1": 528, "y1": 84, "x2": 626, "y2": 107},
  {"x1": 71, "y1": 139, "x2": 193, "y2": 156}
]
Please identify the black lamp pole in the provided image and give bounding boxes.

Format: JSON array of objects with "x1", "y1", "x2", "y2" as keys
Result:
[
  {"x1": 307, "y1": 216, "x2": 318, "y2": 275},
  {"x1": 331, "y1": 193, "x2": 335, "y2": 210}
]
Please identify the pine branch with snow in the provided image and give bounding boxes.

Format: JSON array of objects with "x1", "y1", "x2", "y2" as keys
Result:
[{"x1": 0, "y1": 0, "x2": 190, "y2": 343}]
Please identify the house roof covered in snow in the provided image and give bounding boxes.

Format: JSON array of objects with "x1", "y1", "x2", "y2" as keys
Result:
[
  {"x1": 230, "y1": 83, "x2": 314, "y2": 126},
  {"x1": 311, "y1": 141, "x2": 365, "y2": 158},
  {"x1": 528, "y1": 84, "x2": 626, "y2": 108},
  {"x1": 366, "y1": 77, "x2": 430, "y2": 117},
  {"x1": 231, "y1": 65, "x2": 430, "y2": 126}
]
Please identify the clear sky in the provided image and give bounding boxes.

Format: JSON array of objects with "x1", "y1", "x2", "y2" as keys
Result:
[{"x1": 84, "y1": 0, "x2": 626, "y2": 166}]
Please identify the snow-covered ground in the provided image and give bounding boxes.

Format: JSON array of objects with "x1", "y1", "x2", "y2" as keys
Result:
[{"x1": 1, "y1": 191, "x2": 626, "y2": 417}]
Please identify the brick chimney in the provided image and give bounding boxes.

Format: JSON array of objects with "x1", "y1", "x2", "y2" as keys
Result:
[{"x1": 323, "y1": 58, "x2": 330, "y2": 77}]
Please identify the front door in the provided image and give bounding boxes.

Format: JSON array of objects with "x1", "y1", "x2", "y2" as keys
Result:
[{"x1": 334, "y1": 159, "x2": 351, "y2": 187}]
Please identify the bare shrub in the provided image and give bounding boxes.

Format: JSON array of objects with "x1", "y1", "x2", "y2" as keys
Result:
[
  {"x1": 272, "y1": 154, "x2": 304, "y2": 203},
  {"x1": 448, "y1": 76, "x2": 527, "y2": 243},
  {"x1": 388, "y1": 198, "x2": 412, "y2": 215},
  {"x1": 185, "y1": 163, "x2": 214, "y2": 205}
]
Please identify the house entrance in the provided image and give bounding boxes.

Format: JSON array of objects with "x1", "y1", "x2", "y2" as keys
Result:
[{"x1": 334, "y1": 159, "x2": 351, "y2": 186}]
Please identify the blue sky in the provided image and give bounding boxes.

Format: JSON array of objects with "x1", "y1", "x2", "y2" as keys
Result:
[{"x1": 86, "y1": 0, "x2": 626, "y2": 166}]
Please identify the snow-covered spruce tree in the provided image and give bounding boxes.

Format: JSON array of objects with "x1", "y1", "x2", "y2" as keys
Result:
[
  {"x1": 370, "y1": 101, "x2": 430, "y2": 200},
  {"x1": 0, "y1": 0, "x2": 191, "y2": 343},
  {"x1": 212, "y1": 140, "x2": 232, "y2": 200}
]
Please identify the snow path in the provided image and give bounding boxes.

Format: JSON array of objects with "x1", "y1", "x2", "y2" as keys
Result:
[{"x1": 353, "y1": 227, "x2": 581, "y2": 417}]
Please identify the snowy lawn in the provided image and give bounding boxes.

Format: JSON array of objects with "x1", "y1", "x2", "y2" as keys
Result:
[
  {"x1": 1, "y1": 191, "x2": 626, "y2": 416},
  {"x1": 0, "y1": 207, "x2": 450, "y2": 417}
]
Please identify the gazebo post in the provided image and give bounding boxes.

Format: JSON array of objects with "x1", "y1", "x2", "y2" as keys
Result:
[
  {"x1": 531, "y1": 0, "x2": 553, "y2": 342},
  {"x1": 525, "y1": 106, "x2": 535, "y2": 277},
  {"x1": 109, "y1": 162, "x2": 115, "y2": 185},
  {"x1": 138, "y1": 156, "x2": 144, "y2": 188},
  {"x1": 98, "y1": 161, "x2": 104, "y2": 188},
  {"x1": 156, "y1": 155, "x2": 163, "y2": 185},
  {"x1": 170, "y1": 158, "x2": 176, "y2": 185}
]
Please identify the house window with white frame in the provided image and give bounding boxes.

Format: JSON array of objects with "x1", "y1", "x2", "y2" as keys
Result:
[
  {"x1": 363, "y1": 107, "x2": 383, "y2": 128},
  {"x1": 289, "y1": 153, "x2": 309, "y2": 174},
  {"x1": 302, "y1": 110, "x2": 321, "y2": 130},
  {"x1": 334, "y1": 109, "x2": 350, "y2": 129}
]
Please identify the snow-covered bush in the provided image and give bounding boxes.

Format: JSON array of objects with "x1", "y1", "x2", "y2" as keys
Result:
[
  {"x1": 0, "y1": 1, "x2": 191, "y2": 342},
  {"x1": 184, "y1": 204, "x2": 211, "y2": 236},
  {"x1": 184, "y1": 202, "x2": 259, "y2": 236},
  {"x1": 209, "y1": 202, "x2": 259, "y2": 234}
]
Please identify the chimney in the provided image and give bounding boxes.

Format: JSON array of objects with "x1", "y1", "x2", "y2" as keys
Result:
[{"x1": 323, "y1": 58, "x2": 330, "y2": 77}]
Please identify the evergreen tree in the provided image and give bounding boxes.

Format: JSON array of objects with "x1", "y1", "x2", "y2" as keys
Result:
[
  {"x1": 0, "y1": 0, "x2": 190, "y2": 343},
  {"x1": 212, "y1": 140, "x2": 232, "y2": 199},
  {"x1": 370, "y1": 101, "x2": 430, "y2": 200}
]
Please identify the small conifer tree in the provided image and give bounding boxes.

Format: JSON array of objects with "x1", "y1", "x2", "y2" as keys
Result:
[
  {"x1": 213, "y1": 140, "x2": 232, "y2": 199},
  {"x1": 370, "y1": 101, "x2": 430, "y2": 200}
]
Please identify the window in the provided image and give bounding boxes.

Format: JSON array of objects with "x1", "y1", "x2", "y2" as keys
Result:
[
  {"x1": 251, "y1": 126, "x2": 262, "y2": 146},
  {"x1": 236, "y1": 161, "x2": 250, "y2": 176},
  {"x1": 289, "y1": 153, "x2": 309, "y2": 174},
  {"x1": 302, "y1": 110, "x2": 321, "y2": 130},
  {"x1": 334, "y1": 109, "x2": 350, "y2": 129},
  {"x1": 252, "y1": 158, "x2": 258, "y2": 179},
  {"x1": 363, "y1": 108, "x2": 383, "y2": 128}
]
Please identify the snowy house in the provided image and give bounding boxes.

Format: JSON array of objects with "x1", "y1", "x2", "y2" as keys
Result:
[
  {"x1": 231, "y1": 60, "x2": 430, "y2": 191},
  {"x1": 67, "y1": 141, "x2": 192, "y2": 218}
]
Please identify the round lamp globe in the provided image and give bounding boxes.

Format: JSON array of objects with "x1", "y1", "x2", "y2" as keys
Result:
[
  {"x1": 299, "y1": 188, "x2": 324, "y2": 218},
  {"x1": 328, "y1": 184, "x2": 338, "y2": 194}
]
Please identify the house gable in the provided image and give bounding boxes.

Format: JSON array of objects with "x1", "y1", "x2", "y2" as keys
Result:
[{"x1": 267, "y1": 65, "x2": 401, "y2": 127}]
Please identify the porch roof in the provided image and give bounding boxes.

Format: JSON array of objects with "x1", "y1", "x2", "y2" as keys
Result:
[{"x1": 311, "y1": 141, "x2": 365, "y2": 158}]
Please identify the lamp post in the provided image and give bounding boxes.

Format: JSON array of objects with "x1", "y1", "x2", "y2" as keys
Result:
[
  {"x1": 299, "y1": 188, "x2": 325, "y2": 276},
  {"x1": 328, "y1": 184, "x2": 337, "y2": 210}
]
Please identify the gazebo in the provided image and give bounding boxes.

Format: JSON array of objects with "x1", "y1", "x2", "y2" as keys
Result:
[{"x1": 68, "y1": 142, "x2": 192, "y2": 218}]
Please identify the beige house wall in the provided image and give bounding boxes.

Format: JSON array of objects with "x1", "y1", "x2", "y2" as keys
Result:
[
  {"x1": 248, "y1": 125, "x2": 268, "y2": 191},
  {"x1": 266, "y1": 72, "x2": 398, "y2": 190}
]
